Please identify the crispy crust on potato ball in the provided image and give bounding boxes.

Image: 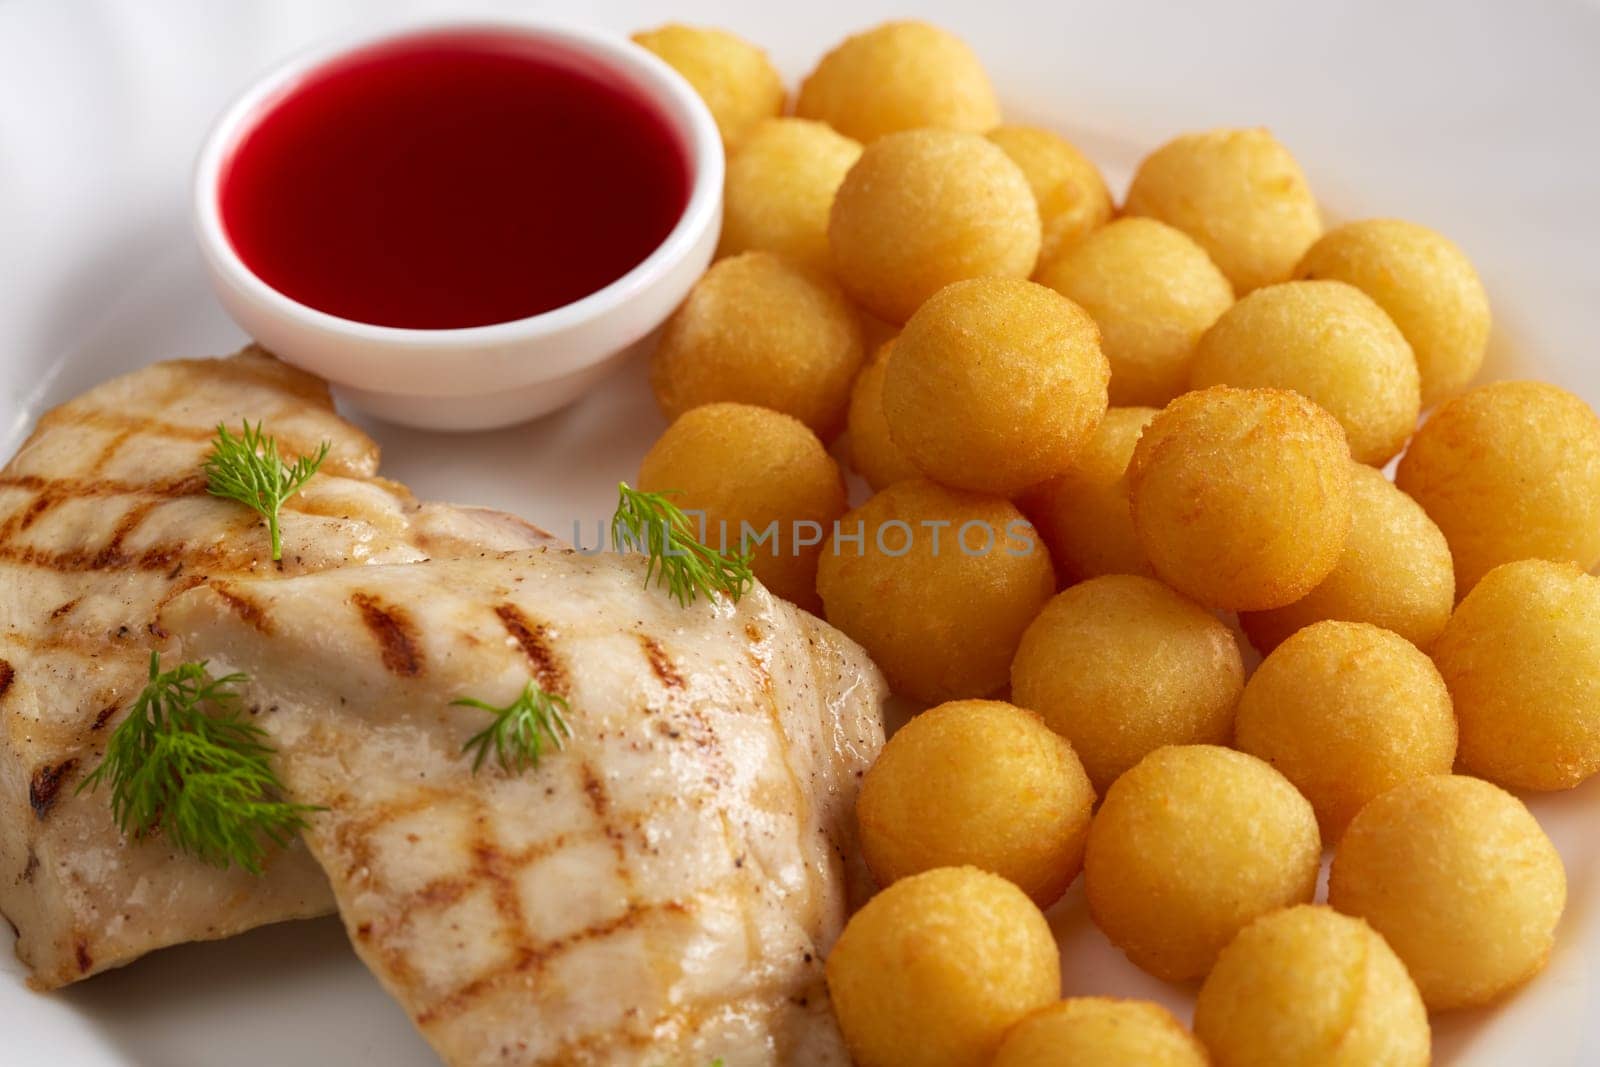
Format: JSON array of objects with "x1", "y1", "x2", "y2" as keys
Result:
[
  {"x1": 1128, "y1": 386, "x2": 1354, "y2": 611},
  {"x1": 883, "y1": 278, "x2": 1109, "y2": 494},
  {"x1": 846, "y1": 341, "x2": 921, "y2": 491},
  {"x1": 1395, "y1": 380, "x2": 1600, "y2": 593},
  {"x1": 826, "y1": 866, "x2": 1060, "y2": 1067},
  {"x1": 1085, "y1": 745, "x2": 1321, "y2": 982},
  {"x1": 1234, "y1": 621, "x2": 1456, "y2": 841},
  {"x1": 993, "y1": 998, "x2": 1209, "y2": 1067},
  {"x1": 1329, "y1": 775, "x2": 1566, "y2": 1012},
  {"x1": 1189, "y1": 280, "x2": 1421, "y2": 465},
  {"x1": 987, "y1": 125, "x2": 1113, "y2": 268},
  {"x1": 829, "y1": 130, "x2": 1042, "y2": 324},
  {"x1": 1434, "y1": 559, "x2": 1600, "y2": 791},
  {"x1": 631, "y1": 25, "x2": 784, "y2": 147},
  {"x1": 1038, "y1": 218, "x2": 1234, "y2": 407},
  {"x1": 719, "y1": 118, "x2": 863, "y2": 273},
  {"x1": 1011, "y1": 575, "x2": 1243, "y2": 794}
]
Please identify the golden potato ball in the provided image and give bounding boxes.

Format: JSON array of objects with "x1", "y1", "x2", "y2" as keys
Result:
[
  {"x1": 1038, "y1": 217, "x2": 1234, "y2": 407},
  {"x1": 1011, "y1": 575, "x2": 1243, "y2": 794},
  {"x1": 856, "y1": 700, "x2": 1095, "y2": 908},
  {"x1": 816, "y1": 479, "x2": 1054, "y2": 704},
  {"x1": 1329, "y1": 775, "x2": 1566, "y2": 1012},
  {"x1": 649, "y1": 251, "x2": 865, "y2": 439},
  {"x1": 796, "y1": 20, "x2": 1000, "y2": 144},
  {"x1": 882, "y1": 278, "x2": 1109, "y2": 494},
  {"x1": 1234, "y1": 621, "x2": 1456, "y2": 842},
  {"x1": 826, "y1": 866, "x2": 1060, "y2": 1067},
  {"x1": 1018, "y1": 407, "x2": 1158, "y2": 584},
  {"x1": 987, "y1": 125, "x2": 1113, "y2": 268},
  {"x1": 1124, "y1": 128, "x2": 1322, "y2": 294},
  {"x1": 1189, "y1": 281, "x2": 1420, "y2": 466},
  {"x1": 1434, "y1": 559, "x2": 1600, "y2": 791},
  {"x1": 993, "y1": 998, "x2": 1209, "y2": 1067},
  {"x1": 1395, "y1": 379, "x2": 1600, "y2": 593},
  {"x1": 1240, "y1": 464, "x2": 1454, "y2": 655},
  {"x1": 1085, "y1": 745, "x2": 1321, "y2": 982},
  {"x1": 718, "y1": 118, "x2": 863, "y2": 273},
  {"x1": 1128, "y1": 386, "x2": 1353, "y2": 611},
  {"x1": 845, "y1": 341, "x2": 921, "y2": 490},
  {"x1": 1295, "y1": 219, "x2": 1491, "y2": 405},
  {"x1": 631, "y1": 25, "x2": 784, "y2": 147},
  {"x1": 829, "y1": 130, "x2": 1042, "y2": 324},
  {"x1": 637, "y1": 403, "x2": 846, "y2": 613},
  {"x1": 1194, "y1": 905, "x2": 1430, "y2": 1067}
]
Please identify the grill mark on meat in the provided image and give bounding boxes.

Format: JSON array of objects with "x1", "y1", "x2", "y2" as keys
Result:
[
  {"x1": 494, "y1": 604, "x2": 565, "y2": 693},
  {"x1": 211, "y1": 584, "x2": 274, "y2": 634},
  {"x1": 0, "y1": 660, "x2": 13, "y2": 701},
  {"x1": 74, "y1": 939, "x2": 92, "y2": 974},
  {"x1": 90, "y1": 705, "x2": 118, "y2": 731},
  {"x1": 13, "y1": 492, "x2": 61, "y2": 534},
  {"x1": 29, "y1": 759, "x2": 78, "y2": 820},
  {"x1": 48, "y1": 598, "x2": 79, "y2": 619},
  {"x1": 638, "y1": 634, "x2": 685, "y2": 689},
  {"x1": 0, "y1": 471, "x2": 208, "y2": 500},
  {"x1": 350, "y1": 593, "x2": 424, "y2": 676},
  {"x1": 20, "y1": 851, "x2": 38, "y2": 883}
]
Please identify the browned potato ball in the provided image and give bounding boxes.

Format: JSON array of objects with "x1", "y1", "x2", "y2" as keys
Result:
[
  {"x1": 718, "y1": 118, "x2": 863, "y2": 273},
  {"x1": 1296, "y1": 219, "x2": 1491, "y2": 405},
  {"x1": 845, "y1": 340, "x2": 921, "y2": 490},
  {"x1": 649, "y1": 251, "x2": 865, "y2": 438},
  {"x1": 1128, "y1": 386, "x2": 1354, "y2": 611},
  {"x1": 1234, "y1": 621, "x2": 1456, "y2": 841},
  {"x1": 1240, "y1": 464, "x2": 1454, "y2": 654},
  {"x1": 829, "y1": 130, "x2": 1042, "y2": 324},
  {"x1": 1085, "y1": 745, "x2": 1321, "y2": 981},
  {"x1": 857, "y1": 700, "x2": 1095, "y2": 907},
  {"x1": 1433, "y1": 559, "x2": 1600, "y2": 791},
  {"x1": 1395, "y1": 380, "x2": 1600, "y2": 593},
  {"x1": 796, "y1": 20, "x2": 1000, "y2": 144},
  {"x1": 993, "y1": 998, "x2": 1209, "y2": 1067},
  {"x1": 816, "y1": 479, "x2": 1054, "y2": 704},
  {"x1": 1124, "y1": 128, "x2": 1322, "y2": 294},
  {"x1": 638, "y1": 402, "x2": 846, "y2": 612},
  {"x1": 883, "y1": 278, "x2": 1109, "y2": 494},
  {"x1": 1329, "y1": 775, "x2": 1566, "y2": 1012},
  {"x1": 1011, "y1": 575, "x2": 1243, "y2": 794},
  {"x1": 1195, "y1": 905, "x2": 1430, "y2": 1067},
  {"x1": 631, "y1": 25, "x2": 784, "y2": 147},
  {"x1": 1038, "y1": 218, "x2": 1234, "y2": 407},
  {"x1": 826, "y1": 866, "x2": 1060, "y2": 1067},
  {"x1": 1189, "y1": 280, "x2": 1420, "y2": 465},
  {"x1": 986, "y1": 125, "x2": 1113, "y2": 267},
  {"x1": 1018, "y1": 407, "x2": 1158, "y2": 583}
]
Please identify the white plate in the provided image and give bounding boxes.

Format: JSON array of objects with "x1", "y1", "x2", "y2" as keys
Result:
[{"x1": 2, "y1": 0, "x2": 1597, "y2": 1063}]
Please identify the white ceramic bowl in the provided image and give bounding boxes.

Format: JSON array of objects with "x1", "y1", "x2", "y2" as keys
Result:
[{"x1": 193, "y1": 18, "x2": 722, "y2": 431}]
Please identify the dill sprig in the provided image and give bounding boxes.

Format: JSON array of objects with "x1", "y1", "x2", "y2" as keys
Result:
[
  {"x1": 204, "y1": 421, "x2": 331, "y2": 561},
  {"x1": 455, "y1": 680, "x2": 573, "y2": 775},
  {"x1": 611, "y1": 482, "x2": 755, "y2": 608},
  {"x1": 78, "y1": 653, "x2": 318, "y2": 874}
]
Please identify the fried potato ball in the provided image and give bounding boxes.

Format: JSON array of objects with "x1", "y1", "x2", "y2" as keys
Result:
[
  {"x1": 829, "y1": 130, "x2": 1042, "y2": 323},
  {"x1": 637, "y1": 402, "x2": 846, "y2": 613},
  {"x1": 1296, "y1": 219, "x2": 1491, "y2": 405},
  {"x1": 1395, "y1": 380, "x2": 1600, "y2": 592},
  {"x1": 796, "y1": 20, "x2": 1000, "y2": 144},
  {"x1": 857, "y1": 700, "x2": 1095, "y2": 907},
  {"x1": 1038, "y1": 218, "x2": 1234, "y2": 407},
  {"x1": 845, "y1": 341, "x2": 921, "y2": 490},
  {"x1": 1011, "y1": 575, "x2": 1243, "y2": 794},
  {"x1": 1124, "y1": 128, "x2": 1322, "y2": 294},
  {"x1": 1195, "y1": 905, "x2": 1430, "y2": 1067},
  {"x1": 1234, "y1": 621, "x2": 1456, "y2": 841},
  {"x1": 1128, "y1": 386, "x2": 1353, "y2": 611},
  {"x1": 826, "y1": 866, "x2": 1060, "y2": 1067},
  {"x1": 1328, "y1": 775, "x2": 1566, "y2": 1012},
  {"x1": 718, "y1": 118, "x2": 863, "y2": 273},
  {"x1": 1433, "y1": 559, "x2": 1600, "y2": 791},
  {"x1": 1085, "y1": 745, "x2": 1321, "y2": 981},
  {"x1": 649, "y1": 251, "x2": 865, "y2": 439},
  {"x1": 1189, "y1": 281, "x2": 1420, "y2": 465},
  {"x1": 816, "y1": 479, "x2": 1054, "y2": 704},
  {"x1": 883, "y1": 278, "x2": 1109, "y2": 494},
  {"x1": 1018, "y1": 407, "x2": 1158, "y2": 584},
  {"x1": 987, "y1": 125, "x2": 1113, "y2": 268},
  {"x1": 631, "y1": 25, "x2": 784, "y2": 147},
  {"x1": 993, "y1": 998, "x2": 1209, "y2": 1067},
  {"x1": 1239, "y1": 465, "x2": 1454, "y2": 654}
]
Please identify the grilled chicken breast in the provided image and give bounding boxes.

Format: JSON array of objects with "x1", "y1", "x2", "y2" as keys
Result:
[
  {"x1": 159, "y1": 550, "x2": 887, "y2": 1065},
  {"x1": 0, "y1": 348, "x2": 553, "y2": 988}
]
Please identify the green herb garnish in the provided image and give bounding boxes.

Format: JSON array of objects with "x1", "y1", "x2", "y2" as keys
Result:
[
  {"x1": 611, "y1": 482, "x2": 754, "y2": 607},
  {"x1": 204, "y1": 421, "x2": 330, "y2": 561},
  {"x1": 455, "y1": 680, "x2": 573, "y2": 775}
]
